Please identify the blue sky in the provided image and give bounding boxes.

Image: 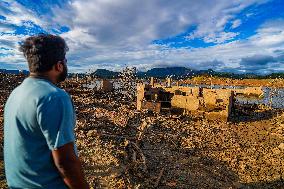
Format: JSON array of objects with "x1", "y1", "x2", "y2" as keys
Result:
[{"x1": 0, "y1": 0, "x2": 284, "y2": 74}]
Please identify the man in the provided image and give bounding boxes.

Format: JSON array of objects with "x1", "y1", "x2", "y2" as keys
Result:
[{"x1": 4, "y1": 34, "x2": 89, "y2": 189}]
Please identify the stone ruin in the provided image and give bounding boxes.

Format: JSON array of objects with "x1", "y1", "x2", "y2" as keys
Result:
[
  {"x1": 137, "y1": 77, "x2": 264, "y2": 121},
  {"x1": 100, "y1": 79, "x2": 113, "y2": 92}
]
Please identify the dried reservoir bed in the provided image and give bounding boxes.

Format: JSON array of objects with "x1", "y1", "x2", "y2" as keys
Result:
[{"x1": 0, "y1": 79, "x2": 284, "y2": 188}]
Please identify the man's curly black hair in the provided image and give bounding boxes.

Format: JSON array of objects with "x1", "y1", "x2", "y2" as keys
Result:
[{"x1": 19, "y1": 34, "x2": 69, "y2": 73}]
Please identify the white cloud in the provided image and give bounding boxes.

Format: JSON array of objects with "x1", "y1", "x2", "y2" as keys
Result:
[
  {"x1": 231, "y1": 19, "x2": 242, "y2": 29},
  {"x1": 0, "y1": 1, "x2": 44, "y2": 28},
  {"x1": 250, "y1": 19, "x2": 284, "y2": 47},
  {"x1": 203, "y1": 32, "x2": 239, "y2": 43},
  {"x1": 53, "y1": 0, "x2": 269, "y2": 48},
  {"x1": 47, "y1": 0, "x2": 270, "y2": 72},
  {"x1": 1, "y1": 0, "x2": 282, "y2": 74},
  {"x1": 76, "y1": 18, "x2": 284, "y2": 74}
]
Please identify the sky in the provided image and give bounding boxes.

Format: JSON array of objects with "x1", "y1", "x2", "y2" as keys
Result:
[{"x1": 0, "y1": 0, "x2": 284, "y2": 74}]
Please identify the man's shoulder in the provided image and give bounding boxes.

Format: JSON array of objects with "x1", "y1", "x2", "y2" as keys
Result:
[
  {"x1": 38, "y1": 86, "x2": 70, "y2": 106},
  {"x1": 41, "y1": 89, "x2": 70, "y2": 103},
  {"x1": 20, "y1": 77, "x2": 70, "y2": 104}
]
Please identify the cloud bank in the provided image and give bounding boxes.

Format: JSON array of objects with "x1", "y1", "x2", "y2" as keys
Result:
[{"x1": 0, "y1": 0, "x2": 283, "y2": 74}]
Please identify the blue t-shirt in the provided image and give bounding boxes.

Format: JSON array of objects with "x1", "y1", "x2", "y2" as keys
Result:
[{"x1": 4, "y1": 77, "x2": 77, "y2": 189}]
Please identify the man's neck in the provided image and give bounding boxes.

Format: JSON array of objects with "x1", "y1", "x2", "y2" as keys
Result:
[{"x1": 29, "y1": 72, "x2": 57, "y2": 84}]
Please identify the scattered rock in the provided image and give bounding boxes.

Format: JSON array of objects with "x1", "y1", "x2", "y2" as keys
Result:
[{"x1": 278, "y1": 143, "x2": 284, "y2": 151}]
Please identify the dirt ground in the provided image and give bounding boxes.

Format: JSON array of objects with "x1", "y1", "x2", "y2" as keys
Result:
[
  {"x1": 185, "y1": 76, "x2": 284, "y2": 88},
  {"x1": 0, "y1": 76, "x2": 284, "y2": 188}
]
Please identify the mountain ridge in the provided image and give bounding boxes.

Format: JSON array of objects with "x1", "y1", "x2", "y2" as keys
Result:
[
  {"x1": 92, "y1": 67, "x2": 284, "y2": 79},
  {"x1": 1, "y1": 67, "x2": 284, "y2": 79}
]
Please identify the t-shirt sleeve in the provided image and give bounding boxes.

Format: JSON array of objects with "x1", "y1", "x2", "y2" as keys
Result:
[{"x1": 37, "y1": 94, "x2": 76, "y2": 150}]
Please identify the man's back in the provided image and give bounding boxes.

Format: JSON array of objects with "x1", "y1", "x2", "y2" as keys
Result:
[{"x1": 4, "y1": 77, "x2": 76, "y2": 189}]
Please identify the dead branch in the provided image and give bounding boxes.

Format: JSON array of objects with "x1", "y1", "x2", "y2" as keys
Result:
[
  {"x1": 98, "y1": 132, "x2": 136, "y2": 140},
  {"x1": 154, "y1": 167, "x2": 165, "y2": 188},
  {"x1": 130, "y1": 142, "x2": 147, "y2": 172}
]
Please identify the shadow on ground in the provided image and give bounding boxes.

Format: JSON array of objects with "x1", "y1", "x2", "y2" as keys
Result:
[{"x1": 230, "y1": 107, "x2": 283, "y2": 123}]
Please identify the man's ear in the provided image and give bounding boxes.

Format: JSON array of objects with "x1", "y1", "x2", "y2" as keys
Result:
[{"x1": 54, "y1": 61, "x2": 63, "y2": 72}]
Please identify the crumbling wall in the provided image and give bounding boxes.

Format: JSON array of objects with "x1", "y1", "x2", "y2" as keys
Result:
[
  {"x1": 204, "y1": 110, "x2": 229, "y2": 121},
  {"x1": 234, "y1": 86, "x2": 263, "y2": 97},
  {"x1": 137, "y1": 83, "x2": 146, "y2": 111},
  {"x1": 137, "y1": 82, "x2": 263, "y2": 121},
  {"x1": 137, "y1": 84, "x2": 172, "y2": 112},
  {"x1": 203, "y1": 89, "x2": 233, "y2": 109},
  {"x1": 101, "y1": 79, "x2": 113, "y2": 92},
  {"x1": 162, "y1": 86, "x2": 201, "y2": 97},
  {"x1": 171, "y1": 95, "x2": 200, "y2": 111}
]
